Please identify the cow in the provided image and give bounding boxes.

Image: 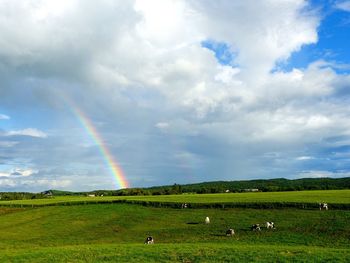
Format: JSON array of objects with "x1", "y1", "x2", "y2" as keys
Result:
[
  {"x1": 266, "y1": 222, "x2": 275, "y2": 229},
  {"x1": 251, "y1": 224, "x2": 261, "y2": 231},
  {"x1": 319, "y1": 203, "x2": 328, "y2": 210},
  {"x1": 205, "y1": 217, "x2": 210, "y2": 224},
  {"x1": 226, "y1": 228, "x2": 235, "y2": 236},
  {"x1": 181, "y1": 203, "x2": 188, "y2": 209},
  {"x1": 144, "y1": 236, "x2": 154, "y2": 244}
]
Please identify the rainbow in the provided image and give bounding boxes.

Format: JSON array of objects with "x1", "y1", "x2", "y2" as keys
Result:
[{"x1": 67, "y1": 102, "x2": 129, "y2": 189}]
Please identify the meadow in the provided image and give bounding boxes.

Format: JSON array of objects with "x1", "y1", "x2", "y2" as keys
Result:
[
  {"x1": 0, "y1": 190, "x2": 349, "y2": 262},
  {"x1": 1, "y1": 189, "x2": 349, "y2": 207}
]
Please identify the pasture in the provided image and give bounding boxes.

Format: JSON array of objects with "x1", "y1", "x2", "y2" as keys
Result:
[
  {"x1": 1, "y1": 189, "x2": 349, "y2": 207},
  {"x1": 0, "y1": 190, "x2": 349, "y2": 262}
]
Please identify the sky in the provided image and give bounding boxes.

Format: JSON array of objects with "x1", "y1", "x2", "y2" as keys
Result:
[{"x1": 1, "y1": 0, "x2": 350, "y2": 192}]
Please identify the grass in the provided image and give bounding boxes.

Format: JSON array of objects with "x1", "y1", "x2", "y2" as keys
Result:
[
  {"x1": 0, "y1": 203, "x2": 349, "y2": 262},
  {"x1": 1, "y1": 189, "x2": 349, "y2": 207},
  {"x1": 121, "y1": 189, "x2": 350, "y2": 203},
  {"x1": 1, "y1": 243, "x2": 349, "y2": 263}
]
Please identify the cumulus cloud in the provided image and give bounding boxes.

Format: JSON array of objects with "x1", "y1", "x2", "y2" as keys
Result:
[
  {"x1": 191, "y1": 0, "x2": 319, "y2": 76},
  {"x1": 0, "y1": 1, "x2": 349, "y2": 190}
]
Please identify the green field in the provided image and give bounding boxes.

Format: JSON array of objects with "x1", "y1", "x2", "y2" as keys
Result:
[
  {"x1": 1, "y1": 189, "x2": 349, "y2": 207},
  {"x1": 1, "y1": 190, "x2": 350, "y2": 262}
]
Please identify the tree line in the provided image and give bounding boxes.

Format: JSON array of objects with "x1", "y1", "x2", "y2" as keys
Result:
[
  {"x1": 2, "y1": 177, "x2": 349, "y2": 199},
  {"x1": 97, "y1": 177, "x2": 350, "y2": 196},
  {"x1": 0, "y1": 192, "x2": 46, "y2": 201}
]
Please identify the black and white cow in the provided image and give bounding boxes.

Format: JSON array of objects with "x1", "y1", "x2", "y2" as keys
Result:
[
  {"x1": 266, "y1": 222, "x2": 275, "y2": 229},
  {"x1": 144, "y1": 236, "x2": 154, "y2": 244},
  {"x1": 319, "y1": 203, "x2": 328, "y2": 210},
  {"x1": 226, "y1": 228, "x2": 235, "y2": 236},
  {"x1": 181, "y1": 203, "x2": 188, "y2": 209},
  {"x1": 251, "y1": 224, "x2": 261, "y2": 231}
]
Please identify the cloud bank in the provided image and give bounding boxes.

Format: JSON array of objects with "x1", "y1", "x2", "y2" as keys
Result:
[{"x1": 0, "y1": 0, "x2": 350, "y2": 191}]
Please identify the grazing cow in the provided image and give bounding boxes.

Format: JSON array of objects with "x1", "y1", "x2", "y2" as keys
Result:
[
  {"x1": 319, "y1": 203, "x2": 328, "y2": 210},
  {"x1": 205, "y1": 217, "x2": 210, "y2": 224},
  {"x1": 266, "y1": 222, "x2": 275, "y2": 229},
  {"x1": 251, "y1": 224, "x2": 261, "y2": 231},
  {"x1": 181, "y1": 203, "x2": 188, "y2": 209},
  {"x1": 226, "y1": 228, "x2": 235, "y2": 236},
  {"x1": 144, "y1": 236, "x2": 154, "y2": 244}
]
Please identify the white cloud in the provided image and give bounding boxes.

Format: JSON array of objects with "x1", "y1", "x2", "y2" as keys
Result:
[
  {"x1": 296, "y1": 156, "x2": 314, "y2": 161},
  {"x1": 11, "y1": 168, "x2": 38, "y2": 177},
  {"x1": 0, "y1": 178, "x2": 17, "y2": 187},
  {"x1": 0, "y1": 178, "x2": 72, "y2": 190},
  {"x1": 0, "y1": 0, "x2": 320, "y2": 115},
  {"x1": 214, "y1": 65, "x2": 241, "y2": 85},
  {"x1": 0, "y1": 172, "x2": 10, "y2": 177},
  {"x1": 155, "y1": 122, "x2": 170, "y2": 130},
  {"x1": 297, "y1": 170, "x2": 350, "y2": 178},
  {"x1": 335, "y1": 1, "x2": 350, "y2": 12},
  {"x1": 6, "y1": 128, "x2": 47, "y2": 138},
  {"x1": 1, "y1": 1, "x2": 350, "y2": 190},
  {"x1": 35, "y1": 179, "x2": 72, "y2": 188},
  {"x1": 0, "y1": 114, "x2": 10, "y2": 120},
  {"x1": 0, "y1": 168, "x2": 37, "y2": 177},
  {"x1": 267, "y1": 61, "x2": 337, "y2": 100},
  {"x1": 134, "y1": 0, "x2": 201, "y2": 47},
  {"x1": 191, "y1": 0, "x2": 319, "y2": 76}
]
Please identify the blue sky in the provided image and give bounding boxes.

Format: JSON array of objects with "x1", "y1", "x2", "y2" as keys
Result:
[
  {"x1": 285, "y1": 0, "x2": 350, "y2": 72},
  {"x1": 203, "y1": 0, "x2": 350, "y2": 72},
  {"x1": 1, "y1": 0, "x2": 350, "y2": 191}
]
